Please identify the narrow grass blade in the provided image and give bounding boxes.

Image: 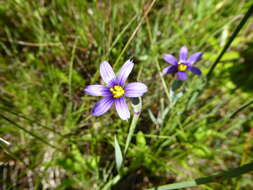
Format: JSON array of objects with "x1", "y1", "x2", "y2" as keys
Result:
[
  {"x1": 148, "y1": 162, "x2": 253, "y2": 190},
  {"x1": 0, "y1": 106, "x2": 64, "y2": 137},
  {"x1": 228, "y1": 98, "x2": 253, "y2": 119},
  {"x1": 155, "y1": 58, "x2": 170, "y2": 102},
  {"x1": 68, "y1": 37, "x2": 78, "y2": 101},
  {"x1": 207, "y1": 4, "x2": 253, "y2": 80},
  {"x1": 0, "y1": 113, "x2": 63, "y2": 152},
  {"x1": 106, "y1": 14, "x2": 138, "y2": 57},
  {"x1": 114, "y1": 0, "x2": 157, "y2": 69},
  {"x1": 114, "y1": 135, "x2": 123, "y2": 171},
  {"x1": 0, "y1": 143, "x2": 26, "y2": 165}
]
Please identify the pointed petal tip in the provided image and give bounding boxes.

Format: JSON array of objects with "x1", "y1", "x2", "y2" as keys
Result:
[
  {"x1": 163, "y1": 54, "x2": 178, "y2": 65},
  {"x1": 179, "y1": 46, "x2": 188, "y2": 61},
  {"x1": 91, "y1": 97, "x2": 114, "y2": 116},
  {"x1": 189, "y1": 66, "x2": 202, "y2": 76},
  {"x1": 125, "y1": 82, "x2": 148, "y2": 97},
  {"x1": 100, "y1": 61, "x2": 116, "y2": 86},
  {"x1": 117, "y1": 59, "x2": 134, "y2": 86},
  {"x1": 188, "y1": 52, "x2": 203, "y2": 65}
]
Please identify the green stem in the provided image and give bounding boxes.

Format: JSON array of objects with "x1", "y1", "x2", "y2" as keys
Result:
[
  {"x1": 101, "y1": 174, "x2": 121, "y2": 190},
  {"x1": 124, "y1": 110, "x2": 140, "y2": 155},
  {"x1": 155, "y1": 58, "x2": 171, "y2": 102},
  {"x1": 206, "y1": 4, "x2": 253, "y2": 80},
  {"x1": 124, "y1": 97, "x2": 142, "y2": 155}
]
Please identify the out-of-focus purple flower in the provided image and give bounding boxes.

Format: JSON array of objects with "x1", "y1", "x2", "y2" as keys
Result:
[
  {"x1": 162, "y1": 46, "x2": 203, "y2": 80},
  {"x1": 84, "y1": 60, "x2": 148, "y2": 120}
]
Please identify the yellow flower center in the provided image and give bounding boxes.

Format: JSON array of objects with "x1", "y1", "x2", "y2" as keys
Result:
[
  {"x1": 110, "y1": 85, "x2": 125, "y2": 98},
  {"x1": 178, "y1": 62, "x2": 188, "y2": 71}
]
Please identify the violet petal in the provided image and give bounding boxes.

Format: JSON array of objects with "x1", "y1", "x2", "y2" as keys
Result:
[
  {"x1": 163, "y1": 54, "x2": 178, "y2": 65},
  {"x1": 117, "y1": 60, "x2": 134, "y2": 86},
  {"x1": 177, "y1": 71, "x2": 188, "y2": 80},
  {"x1": 189, "y1": 66, "x2": 202, "y2": 75},
  {"x1": 92, "y1": 97, "x2": 114, "y2": 116},
  {"x1": 187, "y1": 52, "x2": 202, "y2": 65},
  {"x1": 100, "y1": 61, "x2": 116, "y2": 86},
  {"x1": 162, "y1": 65, "x2": 177, "y2": 74},
  {"x1": 179, "y1": 46, "x2": 188, "y2": 61},
  {"x1": 125, "y1": 82, "x2": 148, "y2": 97},
  {"x1": 84, "y1": 85, "x2": 111, "y2": 96},
  {"x1": 115, "y1": 97, "x2": 130, "y2": 120}
]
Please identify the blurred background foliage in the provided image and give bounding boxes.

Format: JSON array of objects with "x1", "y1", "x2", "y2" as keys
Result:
[{"x1": 0, "y1": 0, "x2": 252, "y2": 189}]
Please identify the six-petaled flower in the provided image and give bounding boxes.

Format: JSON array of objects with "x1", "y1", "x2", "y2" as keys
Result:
[
  {"x1": 162, "y1": 46, "x2": 203, "y2": 80},
  {"x1": 84, "y1": 60, "x2": 148, "y2": 120}
]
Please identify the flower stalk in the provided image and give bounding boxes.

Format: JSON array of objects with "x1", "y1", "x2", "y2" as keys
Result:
[{"x1": 124, "y1": 97, "x2": 142, "y2": 155}]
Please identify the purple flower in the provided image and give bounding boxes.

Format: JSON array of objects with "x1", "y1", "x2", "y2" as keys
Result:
[
  {"x1": 84, "y1": 60, "x2": 148, "y2": 120},
  {"x1": 162, "y1": 46, "x2": 203, "y2": 80}
]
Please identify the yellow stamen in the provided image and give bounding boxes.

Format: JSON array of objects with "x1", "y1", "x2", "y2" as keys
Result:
[
  {"x1": 110, "y1": 85, "x2": 125, "y2": 98},
  {"x1": 178, "y1": 62, "x2": 188, "y2": 71}
]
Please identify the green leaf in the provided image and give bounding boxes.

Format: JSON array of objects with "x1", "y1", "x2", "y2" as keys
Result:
[
  {"x1": 136, "y1": 131, "x2": 146, "y2": 147},
  {"x1": 220, "y1": 51, "x2": 239, "y2": 61},
  {"x1": 114, "y1": 135, "x2": 123, "y2": 171}
]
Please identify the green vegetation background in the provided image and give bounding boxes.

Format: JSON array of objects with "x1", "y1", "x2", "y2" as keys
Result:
[{"x1": 0, "y1": 0, "x2": 253, "y2": 189}]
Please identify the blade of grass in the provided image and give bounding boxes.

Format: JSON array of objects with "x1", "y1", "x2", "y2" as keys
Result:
[
  {"x1": 148, "y1": 162, "x2": 253, "y2": 190},
  {"x1": 106, "y1": 14, "x2": 138, "y2": 58},
  {"x1": 0, "y1": 143, "x2": 26, "y2": 165},
  {"x1": 227, "y1": 98, "x2": 253, "y2": 119},
  {"x1": 0, "y1": 113, "x2": 64, "y2": 152},
  {"x1": 0, "y1": 106, "x2": 64, "y2": 137},
  {"x1": 114, "y1": 0, "x2": 157, "y2": 69},
  {"x1": 68, "y1": 37, "x2": 78, "y2": 101},
  {"x1": 206, "y1": 4, "x2": 253, "y2": 80},
  {"x1": 155, "y1": 58, "x2": 170, "y2": 102}
]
